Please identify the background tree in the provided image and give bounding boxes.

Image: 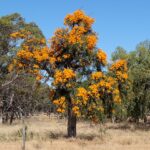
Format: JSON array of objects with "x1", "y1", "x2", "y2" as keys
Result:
[
  {"x1": 0, "y1": 13, "x2": 49, "y2": 124},
  {"x1": 111, "y1": 40, "x2": 150, "y2": 122},
  {"x1": 109, "y1": 59, "x2": 129, "y2": 121},
  {"x1": 111, "y1": 46, "x2": 128, "y2": 61},
  {"x1": 128, "y1": 41, "x2": 150, "y2": 122}
]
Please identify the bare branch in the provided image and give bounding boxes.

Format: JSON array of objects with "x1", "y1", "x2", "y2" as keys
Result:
[{"x1": 1, "y1": 74, "x2": 18, "y2": 88}]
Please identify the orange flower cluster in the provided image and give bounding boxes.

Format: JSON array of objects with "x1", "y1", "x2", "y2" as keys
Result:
[
  {"x1": 76, "y1": 87, "x2": 89, "y2": 105},
  {"x1": 68, "y1": 26, "x2": 86, "y2": 45},
  {"x1": 53, "y1": 96, "x2": 66, "y2": 113},
  {"x1": 97, "y1": 106, "x2": 104, "y2": 112},
  {"x1": 10, "y1": 31, "x2": 26, "y2": 39},
  {"x1": 36, "y1": 74, "x2": 43, "y2": 81},
  {"x1": 113, "y1": 95, "x2": 121, "y2": 104},
  {"x1": 89, "y1": 74, "x2": 122, "y2": 104},
  {"x1": 106, "y1": 77, "x2": 117, "y2": 87},
  {"x1": 89, "y1": 84, "x2": 100, "y2": 99},
  {"x1": 12, "y1": 42, "x2": 51, "y2": 82},
  {"x1": 75, "y1": 72, "x2": 122, "y2": 111},
  {"x1": 49, "y1": 56, "x2": 57, "y2": 64},
  {"x1": 91, "y1": 71, "x2": 103, "y2": 80},
  {"x1": 54, "y1": 28, "x2": 68, "y2": 39},
  {"x1": 53, "y1": 68, "x2": 76, "y2": 85},
  {"x1": 74, "y1": 74, "x2": 121, "y2": 120},
  {"x1": 72, "y1": 106, "x2": 80, "y2": 116},
  {"x1": 33, "y1": 64, "x2": 39, "y2": 69},
  {"x1": 11, "y1": 30, "x2": 48, "y2": 71},
  {"x1": 112, "y1": 90, "x2": 121, "y2": 104},
  {"x1": 110, "y1": 59, "x2": 127, "y2": 71},
  {"x1": 64, "y1": 10, "x2": 94, "y2": 30},
  {"x1": 17, "y1": 50, "x2": 33, "y2": 60},
  {"x1": 75, "y1": 83, "x2": 106, "y2": 117},
  {"x1": 17, "y1": 45, "x2": 56, "y2": 68},
  {"x1": 110, "y1": 59, "x2": 128, "y2": 82},
  {"x1": 97, "y1": 49, "x2": 107, "y2": 65},
  {"x1": 50, "y1": 28, "x2": 68, "y2": 51},
  {"x1": 8, "y1": 64, "x2": 13, "y2": 72},
  {"x1": 11, "y1": 30, "x2": 46, "y2": 45},
  {"x1": 86, "y1": 35, "x2": 97, "y2": 50},
  {"x1": 49, "y1": 10, "x2": 98, "y2": 58},
  {"x1": 97, "y1": 77, "x2": 116, "y2": 93},
  {"x1": 112, "y1": 88, "x2": 120, "y2": 103},
  {"x1": 33, "y1": 47, "x2": 49, "y2": 62},
  {"x1": 63, "y1": 54, "x2": 70, "y2": 59},
  {"x1": 116, "y1": 71, "x2": 128, "y2": 80},
  {"x1": 86, "y1": 100, "x2": 105, "y2": 123}
]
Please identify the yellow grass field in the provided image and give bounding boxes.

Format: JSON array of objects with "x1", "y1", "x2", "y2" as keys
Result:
[{"x1": 0, "y1": 114, "x2": 150, "y2": 150}]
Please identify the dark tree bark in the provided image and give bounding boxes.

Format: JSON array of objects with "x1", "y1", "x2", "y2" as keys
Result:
[
  {"x1": 67, "y1": 97, "x2": 76, "y2": 137},
  {"x1": 10, "y1": 111, "x2": 14, "y2": 124},
  {"x1": 144, "y1": 115, "x2": 147, "y2": 123}
]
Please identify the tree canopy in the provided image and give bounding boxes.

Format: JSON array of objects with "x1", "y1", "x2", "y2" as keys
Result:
[{"x1": 9, "y1": 10, "x2": 128, "y2": 137}]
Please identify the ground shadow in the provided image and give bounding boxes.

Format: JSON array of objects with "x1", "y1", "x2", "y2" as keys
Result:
[
  {"x1": 106, "y1": 122, "x2": 150, "y2": 131},
  {"x1": 45, "y1": 131, "x2": 99, "y2": 141}
]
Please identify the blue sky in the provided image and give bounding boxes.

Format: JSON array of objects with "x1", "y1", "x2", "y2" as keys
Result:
[{"x1": 0, "y1": 0, "x2": 150, "y2": 57}]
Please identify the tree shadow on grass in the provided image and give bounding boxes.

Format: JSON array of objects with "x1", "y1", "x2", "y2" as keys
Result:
[
  {"x1": 106, "y1": 122, "x2": 150, "y2": 131},
  {"x1": 46, "y1": 131, "x2": 100, "y2": 141},
  {"x1": 47, "y1": 131, "x2": 65, "y2": 139},
  {"x1": 77, "y1": 134, "x2": 96, "y2": 141}
]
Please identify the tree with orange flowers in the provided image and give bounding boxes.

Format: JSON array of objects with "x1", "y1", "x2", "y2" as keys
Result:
[
  {"x1": 108, "y1": 59, "x2": 129, "y2": 121},
  {"x1": 10, "y1": 10, "x2": 128, "y2": 137},
  {"x1": 0, "y1": 13, "x2": 51, "y2": 124}
]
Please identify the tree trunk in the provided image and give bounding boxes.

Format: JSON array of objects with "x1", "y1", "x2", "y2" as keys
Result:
[
  {"x1": 2, "y1": 112, "x2": 8, "y2": 124},
  {"x1": 0, "y1": 106, "x2": 2, "y2": 124},
  {"x1": 67, "y1": 98, "x2": 76, "y2": 137},
  {"x1": 10, "y1": 111, "x2": 14, "y2": 124},
  {"x1": 144, "y1": 115, "x2": 147, "y2": 123}
]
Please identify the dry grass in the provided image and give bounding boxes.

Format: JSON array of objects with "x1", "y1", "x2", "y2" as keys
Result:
[{"x1": 0, "y1": 114, "x2": 150, "y2": 150}]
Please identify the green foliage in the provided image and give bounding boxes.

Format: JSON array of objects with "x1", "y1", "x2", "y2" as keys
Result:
[
  {"x1": 0, "y1": 13, "x2": 48, "y2": 124},
  {"x1": 128, "y1": 41, "x2": 150, "y2": 121},
  {"x1": 111, "y1": 47, "x2": 128, "y2": 61},
  {"x1": 111, "y1": 40, "x2": 150, "y2": 122}
]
